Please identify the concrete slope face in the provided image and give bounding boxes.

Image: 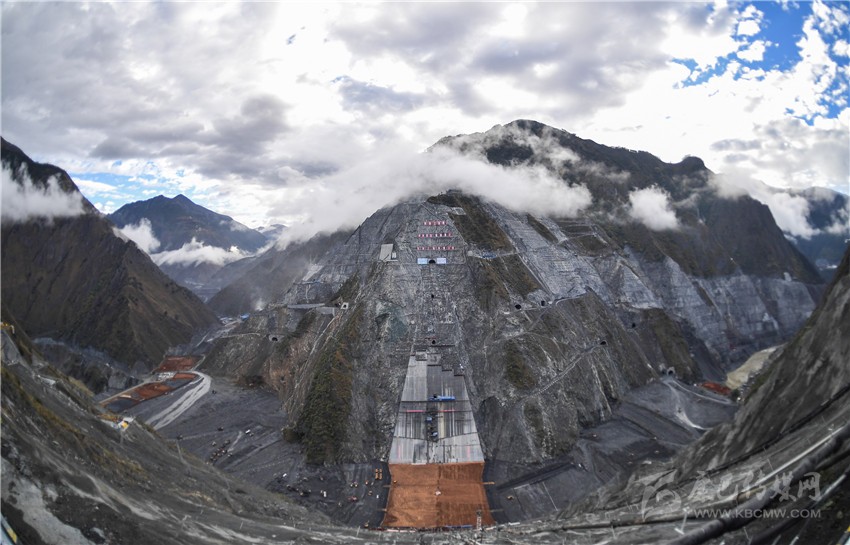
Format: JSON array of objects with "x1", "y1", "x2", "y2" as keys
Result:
[
  {"x1": 390, "y1": 350, "x2": 483, "y2": 465},
  {"x1": 203, "y1": 191, "x2": 822, "y2": 468},
  {"x1": 545, "y1": 247, "x2": 850, "y2": 544},
  {"x1": 382, "y1": 215, "x2": 494, "y2": 526}
]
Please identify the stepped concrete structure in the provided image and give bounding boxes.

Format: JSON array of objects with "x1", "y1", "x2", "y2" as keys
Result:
[
  {"x1": 389, "y1": 349, "x2": 484, "y2": 464},
  {"x1": 383, "y1": 214, "x2": 494, "y2": 529}
]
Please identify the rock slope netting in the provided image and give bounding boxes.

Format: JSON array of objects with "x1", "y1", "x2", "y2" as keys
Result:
[
  {"x1": 202, "y1": 187, "x2": 822, "y2": 467},
  {"x1": 551, "y1": 247, "x2": 850, "y2": 544},
  {"x1": 1, "y1": 138, "x2": 219, "y2": 369},
  {"x1": 681, "y1": 246, "x2": 850, "y2": 472},
  {"x1": 1, "y1": 253, "x2": 845, "y2": 545}
]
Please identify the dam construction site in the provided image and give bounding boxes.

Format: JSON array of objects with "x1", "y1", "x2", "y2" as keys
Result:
[
  {"x1": 382, "y1": 215, "x2": 495, "y2": 527},
  {"x1": 3, "y1": 121, "x2": 848, "y2": 543},
  {"x1": 80, "y1": 198, "x2": 759, "y2": 532}
]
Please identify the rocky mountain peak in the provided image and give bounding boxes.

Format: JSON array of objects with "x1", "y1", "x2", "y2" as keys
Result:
[
  {"x1": 1, "y1": 139, "x2": 218, "y2": 371},
  {"x1": 204, "y1": 183, "x2": 824, "y2": 468},
  {"x1": 1, "y1": 137, "x2": 98, "y2": 215}
]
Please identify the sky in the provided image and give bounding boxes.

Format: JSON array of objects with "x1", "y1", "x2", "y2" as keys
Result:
[{"x1": 1, "y1": 1, "x2": 848, "y2": 237}]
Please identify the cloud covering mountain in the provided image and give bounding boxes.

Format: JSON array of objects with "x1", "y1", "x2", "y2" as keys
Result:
[
  {"x1": 627, "y1": 187, "x2": 680, "y2": 231},
  {"x1": 1, "y1": 2, "x2": 845, "y2": 230},
  {"x1": 1, "y1": 164, "x2": 86, "y2": 224}
]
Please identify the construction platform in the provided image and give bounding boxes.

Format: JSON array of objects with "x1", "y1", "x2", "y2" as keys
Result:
[
  {"x1": 102, "y1": 372, "x2": 197, "y2": 412},
  {"x1": 388, "y1": 350, "x2": 484, "y2": 464},
  {"x1": 154, "y1": 355, "x2": 199, "y2": 373},
  {"x1": 382, "y1": 462, "x2": 495, "y2": 529},
  {"x1": 383, "y1": 345, "x2": 492, "y2": 528}
]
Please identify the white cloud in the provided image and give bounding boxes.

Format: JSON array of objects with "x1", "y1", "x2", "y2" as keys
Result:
[
  {"x1": 825, "y1": 206, "x2": 850, "y2": 235},
  {"x1": 587, "y1": 4, "x2": 848, "y2": 197},
  {"x1": 151, "y1": 238, "x2": 249, "y2": 267},
  {"x1": 1, "y1": 165, "x2": 86, "y2": 224},
  {"x1": 95, "y1": 201, "x2": 118, "y2": 215},
  {"x1": 812, "y1": 0, "x2": 850, "y2": 36},
  {"x1": 0, "y1": 1, "x2": 846, "y2": 233},
  {"x1": 226, "y1": 220, "x2": 251, "y2": 232},
  {"x1": 737, "y1": 4, "x2": 764, "y2": 36},
  {"x1": 75, "y1": 178, "x2": 121, "y2": 197},
  {"x1": 272, "y1": 144, "x2": 593, "y2": 245},
  {"x1": 708, "y1": 171, "x2": 842, "y2": 239},
  {"x1": 627, "y1": 186, "x2": 680, "y2": 231},
  {"x1": 736, "y1": 19, "x2": 761, "y2": 37},
  {"x1": 761, "y1": 191, "x2": 817, "y2": 238},
  {"x1": 118, "y1": 218, "x2": 161, "y2": 253},
  {"x1": 737, "y1": 40, "x2": 769, "y2": 62}
]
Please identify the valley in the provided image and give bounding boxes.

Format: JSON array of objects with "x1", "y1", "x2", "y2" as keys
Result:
[{"x1": 2, "y1": 120, "x2": 848, "y2": 544}]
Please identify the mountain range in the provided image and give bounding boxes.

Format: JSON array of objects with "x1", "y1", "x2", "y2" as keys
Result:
[
  {"x1": 1, "y1": 121, "x2": 848, "y2": 543},
  {"x1": 108, "y1": 194, "x2": 272, "y2": 299},
  {"x1": 200, "y1": 121, "x2": 829, "y2": 473},
  {"x1": 1, "y1": 138, "x2": 218, "y2": 385}
]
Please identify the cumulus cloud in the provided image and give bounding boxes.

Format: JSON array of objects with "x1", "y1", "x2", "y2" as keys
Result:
[
  {"x1": 627, "y1": 186, "x2": 680, "y2": 231},
  {"x1": 270, "y1": 144, "x2": 593, "y2": 245},
  {"x1": 118, "y1": 218, "x2": 161, "y2": 253},
  {"x1": 1, "y1": 165, "x2": 86, "y2": 224},
  {"x1": 1, "y1": 1, "x2": 845, "y2": 232},
  {"x1": 763, "y1": 191, "x2": 818, "y2": 238},
  {"x1": 151, "y1": 238, "x2": 250, "y2": 267},
  {"x1": 708, "y1": 171, "x2": 849, "y2": 239},
  {"x1": 737, "y1": 40, "x2": 769, "y2": 62}
]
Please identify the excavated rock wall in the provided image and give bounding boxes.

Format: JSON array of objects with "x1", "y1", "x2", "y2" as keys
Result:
[{"x1": 202, "y1": 195, "x2": 821, "y2": 465}]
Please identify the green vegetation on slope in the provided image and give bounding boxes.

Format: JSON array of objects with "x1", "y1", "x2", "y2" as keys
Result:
[
  {"x1": 645, "y1": 309, "x2": 697, "y2": 379},
  {"x1": 295, "y1": 307, "x2": 362, "y2": 464},
  {"x1": 526, "y1": 214, "x2": 558, "y2": 243},
  {"x1": 469, "y1": 254, "x2": 541, "y2": 311},
  {"x1": 2, "y1": 366, "x2": 147, "y2": 482},
  {"x1": 469, "y1": 258, "x2": 509, "y2": 311},
  {"x1": 504, "y1": 340, "x2": 537, "y2": 391},
  {"x1": 427, "y1": 193, "x2": 512, "y2": 251},
  {"x1": 494, "y1": 255, "x2": 540, "y2": 297},
  {"x1": 523, "y1": 402, "x2": 546, "y2": 450}
]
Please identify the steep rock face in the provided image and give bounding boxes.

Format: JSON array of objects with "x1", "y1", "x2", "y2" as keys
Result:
[
  {"x1": 203, "y1": 121, "x2": 824, "y2": 466},
  {"x1": 1, "y1": 139, "x2": 219, "y2": 369},
  {"x1": 682, "y1": 246, "x2": 850, "y2": 473},
  {"x1": 206, "y1": 231, "x2": 352, "y2": 315},
  {"x1": 204, "y1": 192, "x2": 821, "y2": 466},
  {"x1": 556, "y1": 247, "x2": 849, "y2": 544}
]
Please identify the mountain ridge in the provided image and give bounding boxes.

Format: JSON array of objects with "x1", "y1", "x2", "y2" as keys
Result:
[
  {"x1": 108, "y1": 193, "x2": 272, "y2": 299},
  {"x1": 1, "y1": 138, "x2": 219, "y2": 375},
  {"x1": 202, "y1": 180, "x2": 822, "y2": 470},
  {"x1": 109, "y1": 193, "x2": 268, "y2": 253}
]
